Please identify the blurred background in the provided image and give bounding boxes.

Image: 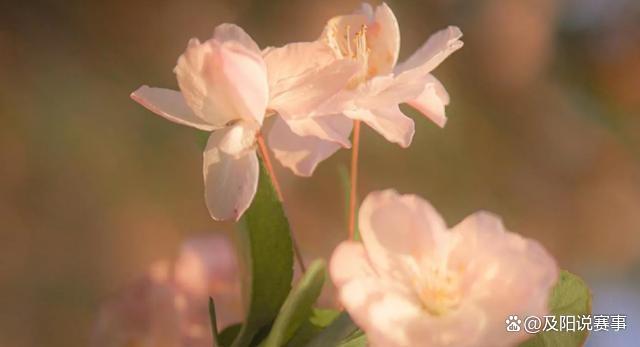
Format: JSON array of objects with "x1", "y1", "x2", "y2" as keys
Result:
[{"x1": 2, "y1": 0, "x2": 639, "y2": 346}]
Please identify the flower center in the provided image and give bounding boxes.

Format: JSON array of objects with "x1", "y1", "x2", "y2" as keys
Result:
[
  {"x1": 414, "y1": 263, "x2": 462, "y2": 316},
  {"x1": 325, "y1": 23, "x2": 371, "y2": 86}
]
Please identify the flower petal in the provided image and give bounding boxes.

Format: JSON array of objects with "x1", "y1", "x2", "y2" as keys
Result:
[
  {"x1": 395, "y1": 26, "x2": 463, "y2": 76},
  {"x1": 130, "y1": 86, "x2": 217, "y2": 131},
  {"x1": 203, "y1": 130, "x2": 259, "y2": 221},
  {"x1": 268, "y1": 117, "x2": 342, "y2": 177},
  {"x1": 367, "y1": 3, "x2": 401, "y2": 76},
  {"x1": 406, "y1": 75, "x2": 450, "y2": 128},
  {"x1": 330, "y1": 241, "x2": 376, "y2": 287},
  {"x1": 338, "y1": 276, "x2": 424, "y2": 347},
  {"x1": 175, "y1": 33, "x2": 268, "y2": 127},
  {"x1": 344, "y1": 105, "x2": 414, "y2": 147},
  {"x1": 358, "y1": 190, "x2": 451, "y2": 278},
  {"x1": 264, "y1": 41, "x2": 357, "y2": 120},
  {"x1": 283, "y1": 114, "x2": 353, "y2": 148},
  {"x1": 355, "y1": 74, "x2": 428, "y2": 110},
  {"x1": 448, "y1": 211, "x2": 559, "y2": 346},
  {"x1": 213, "y1": 23, "x2": 261, "y2": 55}
]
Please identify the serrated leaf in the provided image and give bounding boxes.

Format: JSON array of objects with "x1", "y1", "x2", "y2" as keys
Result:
[
  {"x1": 519, "y1": 270, "x2": 592, "y2": 347},
  {"x1": 305, "y1": 312, "x2": 361, "y2": 347},
  {"x1": 232, "y1": 159, "x2": 294, "y2": 347},
  {"x1": 262, "y1": 260, "x2": 327, "y2": 347}
]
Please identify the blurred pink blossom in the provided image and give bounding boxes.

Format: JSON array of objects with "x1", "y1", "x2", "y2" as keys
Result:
[
  {"x1": 92, "y1": 234, "x2": 241, "y2": 347},
  {"x1": 330, "y1": 189, "x2": 558, "y2": 347}
]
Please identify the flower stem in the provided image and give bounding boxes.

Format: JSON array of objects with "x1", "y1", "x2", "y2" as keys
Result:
[
  {"x1": 256, "y1": 132, "x2": 307, "y2": 273},
  {"x1": 348, "y1": 120, "x2": 361, "y2": 241}
]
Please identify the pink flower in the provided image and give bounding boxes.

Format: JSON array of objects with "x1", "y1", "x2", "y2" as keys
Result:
[
  {"x1": 298, "y1": 3, "x2": 463, "y2": 148},
  {"x1": 330, "y1": 190, "x2": 558, "y2": 347},
  {"x1": 92, "y1": 235, "x2": 241, "y2": 347},
  {"x1": 131, "y1": 24, "x2": 356, "y2": 219}
]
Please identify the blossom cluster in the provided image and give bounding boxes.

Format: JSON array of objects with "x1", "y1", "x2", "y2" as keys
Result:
[{"x1": 115, "y1": 3, "x2": 563, "y2": 347}]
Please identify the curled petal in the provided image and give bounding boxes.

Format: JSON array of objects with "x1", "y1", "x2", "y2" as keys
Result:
[
  {"x1": 407, "y1": 75, "x2": 450, "y2": 128},
  {"x1": 345, "y1": 106, "x2": 414, "y2": 147},
  {"x1": 213, "y1": 23, "x2": 262, "y2": 55},
  {"x1": 356, "y1": 74, "x2": 427, "y2": 110},
  {"x1": 130, "y1": 86, "x2": 217, "y2": 131},
  {"x1": 175, "y1": 35, "x2": 268, "y2": 127},
  {"x1": 268, "y1": 117, "x2": 342, "y2": 177},
  {"x1": 283, "y1": 114, "x2": 353, "y2": 148},
  {"x1": 367, "y1": 3, "x2": 401, "y2": 76},
  {"x1": 395, "y1": 26, "x2": 463, "y2": 76},
  {"x1": 203, "y1": 130, "x2": 259, "y2": 221}
]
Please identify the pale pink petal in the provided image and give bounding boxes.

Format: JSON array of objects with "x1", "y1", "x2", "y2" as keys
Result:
[
  {"x1": 357, "y1": 189, "x2": 450, "y2": 278},
  {"x1": 355, "y1": 74, "x2": 428, "y2": 110},
  {"x1": 217, "y1": 120, "x2": 259, "y2": 157},
  {"x1": 366, "y1": 3, "x2": 401, "y2": 76},
  {"x1": 265, "y1": 41, "x2": 357, "y2": 120},
  {"x1": 344, "y1": 105, "x2": 415, "y2": 147},
  {"x1": 203, "y1": 130, "x2": 259, "y2": 221},
  {"x1": 283, "y1": 114, "x2": 353, "y2": 148},
  {"x1": 175, "y1": 36, "x2": 268, "y2": 127},
  {"x1": 406, "y1": 75, "x2": 450, "y2": 128},
  {"x1": 338, "y1": 277, "x2": 423, "y2": 347},
  {"x1": 448, "y1": 211, "x2": 559, "y2": 346},
  {"x1": 263, "y1": 41, "x2": 335, "y2": 87},
  {"x1": 130, "y1": 86, "x2": 217, "y2": 131},
  {"x1": 329, "y1": 241, "x2": 376, "y2": 287},
  {"x1": 401, "y1": 304, "x2": 486, "y2": 347},
  {"x1": 394, "y1": 26, "x2": 463, "y2": 76},
  {"x1": 268, "y1": 117, "x2": 342, "y2": 177},
  {"x1": 213, "y1": 23, "x2": 261, "y2": 55}
]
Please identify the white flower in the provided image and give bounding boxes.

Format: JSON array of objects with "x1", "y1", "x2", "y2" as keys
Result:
[
  {"x1": 330, "y1": 189, "x2": 558, "y2": 347},
  {"x1": 310, "y1": 3, "x2": 463, "y2": 147},
  {"x1": 131, "y1": 24, "x2": 356, "y2": 219}
]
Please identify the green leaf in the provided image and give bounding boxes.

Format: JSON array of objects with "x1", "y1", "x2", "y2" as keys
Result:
[
  {"x1": 305, "y1": 312, "x2": 361, "y2": 347},
  {"x1": 219, "y1": 324, "x2": 242, "y2": 347},
  {"x1": 336, "y1": 332, "x2": 366, "y2": 347},
  {"x1": 262, "y1": 260, "x2": 327, "y2": 347},
  {"x1": 232, "y1": 159, "x2": 294, "y2": 347},
  {"x1": 286, "y1": 309, "x2": 341, "y2": 347},
  {"x1": 519, "y1": 270, "x2": 592, "y2": 347},
  {"x1": 308, "y1": 309, "x2": 341, "y2": 328}
]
